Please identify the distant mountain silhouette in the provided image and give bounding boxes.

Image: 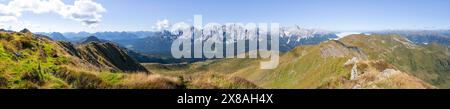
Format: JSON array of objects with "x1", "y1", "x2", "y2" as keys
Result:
[{"x1": 81, "y1": 36, "x2": 108, "y2": 44}]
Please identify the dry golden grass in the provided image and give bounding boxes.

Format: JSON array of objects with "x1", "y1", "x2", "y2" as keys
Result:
[
  {"x1": 57, "y1": 65, "x2": 183, "y2": 89},
  {"x1": 323, "y1": 60, "x2": 435, "y2": 89},
  {"x1": 115, "y1": 73, "x2": 183, "y2": 89},
  {"x1": 186, "y1": 72, "x2": 260, "y2": 89}
]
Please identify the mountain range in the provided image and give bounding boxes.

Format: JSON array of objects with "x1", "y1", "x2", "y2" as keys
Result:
[
  {"x1": 41, "y1": 25, "x2": 339, "y2": 54},
  {"x1": 372, "y1": 30, "x2": 450, "y2": 45},
  {"x1": 40, "y1": 27, "x2": 450, "y2": 56},
  {"x1": 151, "y1": 34, "x2": 448, "y2": 89},
  {"x1": 2, "y1": 28, "x2": 450, "y2": 89}
]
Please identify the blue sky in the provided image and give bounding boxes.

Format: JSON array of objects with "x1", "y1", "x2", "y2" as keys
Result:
[{"x1": 1, "y1": 0, "x2": 450, "y2": 32}]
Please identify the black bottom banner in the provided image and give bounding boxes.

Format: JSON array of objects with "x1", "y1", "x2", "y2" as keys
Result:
[{"x1": 0, "y1": 89, "x2": 447, "y2": 108}]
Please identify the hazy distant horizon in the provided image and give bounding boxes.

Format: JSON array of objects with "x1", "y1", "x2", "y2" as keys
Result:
[
  {"x1": 19, "y1": 27, "x2": 448, "y2": 34},
  {"x1": 1, "y1": 0, "x2": 450, "y2": 32}
]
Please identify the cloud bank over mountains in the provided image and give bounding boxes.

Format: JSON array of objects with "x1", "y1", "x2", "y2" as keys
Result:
[
  {"x1": 0, "y1": 0, "x2": 106, "y2": 26},
  {"x1": 154, "y1": 19, "x2": 170, "y2": 31}
]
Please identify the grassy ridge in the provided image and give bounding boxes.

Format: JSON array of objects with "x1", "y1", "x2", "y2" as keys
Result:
[
  {"x1": 2, "y1": 31, "x2": 447, "y2": 89},
  {"x1": 171, "y1": 34, "x2": 448, "y2": 89},
  {"x1": 231, "y1": 42, "x2": 352, "y2": 88},
  {"x1": 0, "y1": 32, "x2": 68, "y2": 88},
  {"x1": 0, "y1": 31, "x2": 182, "y2": 89},
  {"x1": 340, "y1": 34, "x2": 450, "y2": 88}
]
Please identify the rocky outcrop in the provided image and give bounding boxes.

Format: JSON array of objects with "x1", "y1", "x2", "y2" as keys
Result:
[
  {"x1": 350, "y1": 63, "x2": 359, "y2": 80},
  {"x1": 345, "y1": 57, "x2": 360, "y2": 80},
  {"x1": 320, "y1": 40, "x2": 367, "y2": 59},
  {"x1": 346, "y1": 60, "x2": 435, "y2": 89}
]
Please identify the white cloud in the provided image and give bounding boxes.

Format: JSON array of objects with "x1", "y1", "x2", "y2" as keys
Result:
[
  {"x1": 335, "y1": 32, "x2": 361, "y2": 39},
  {"x1": 0, "y1": 19, "x2": 43, "y2": 32},
  {"x1": 154, "y1": 19, "x2": 170, "y2": 30},
  {"x1": 0, "y1": 4, "x2": 20, "y2": 16},
  {"x1": 0, "y1": 16, "x2": 18, "y2": 22},
  {"x1": 0, "y1": 0, "x2": 106, "y2": 26},
  {"x1": 58, "y1": 0, "x2": 106, "y2": 26}
]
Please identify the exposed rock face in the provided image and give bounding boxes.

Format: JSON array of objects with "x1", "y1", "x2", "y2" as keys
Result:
[
  {"x1": 320, "y1": 40, "x2": 367, "y2": 59},
  {"x1": 350, "y1": 63, "x2": 359, "y2": 80},
  {"x1": 345, "y1": 57, "x2": 360, "y2": 80},
  {"x1": 77, "y1": 42, "x2": 148, "y2": 72},
  {"x1": 344, "y1": 57, "x2": 359, "y2": 66}
]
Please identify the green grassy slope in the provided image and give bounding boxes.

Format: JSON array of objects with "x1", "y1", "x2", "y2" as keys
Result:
[
  {"x1": 2, "y1": 31, "x2": 444, "y2": 89},
  {"x1": 340, "y1": 34, "x2": 450, "y2": 88},
  {"x1": 0, "y1": 31, "x2": 182, "y2": 89},
  {"x1": 177, "y1": 34, "x2": 447, "y2": 89}
]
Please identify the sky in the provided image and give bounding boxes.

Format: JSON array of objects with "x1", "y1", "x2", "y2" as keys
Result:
[{"x1": 0, "y1": 0, "x2": 450, "y2": 32}]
